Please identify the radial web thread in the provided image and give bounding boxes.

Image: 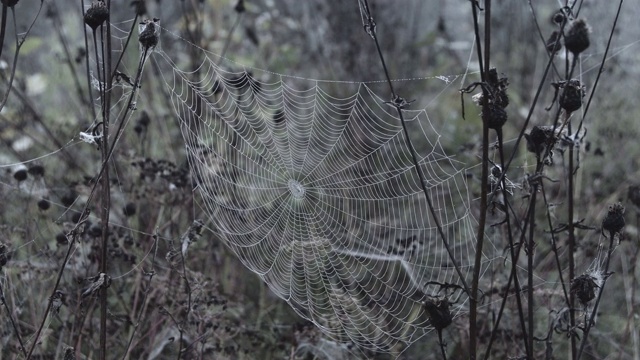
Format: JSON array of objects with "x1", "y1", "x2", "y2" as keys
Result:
[{"x1": 160, "y1": 51, "x2": 500, "y2": 352}]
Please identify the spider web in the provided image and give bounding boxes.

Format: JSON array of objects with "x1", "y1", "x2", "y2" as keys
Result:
[{"x1": 154, "y1": 37, "x2": 501, "y2": 352}]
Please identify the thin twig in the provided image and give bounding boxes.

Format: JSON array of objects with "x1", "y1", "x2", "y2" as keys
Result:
[{"x1": 0, "y1": 284, "x2": 27, "y2": 357}]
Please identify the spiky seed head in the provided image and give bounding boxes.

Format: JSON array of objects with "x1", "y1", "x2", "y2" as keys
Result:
[
  {"x1": 602, "y1": 203, "x2": 625, "y2": 236},
  {"x1": 564, "y1": 19, "x2": 591, "y2": 55},
  {"x1": 571, "y1": 274, "x2": 598, "y2": 305},
  {"x1": 38, "y1": 198, "x2": 51, "y2": 211},
  {"x1": 13, "y1": 169, "x2": 27, "y2": 182},
  {"x1": 0, "y1": 242, "x2": 9, "y2": 270},
  {"x1": 63, "y1": 346, "x2": 76, "y2": 360},
  {"x1": 559, "y1": 79, "x2": 585, "y2": 113},
  {"x1": 552, "y1": 11, "x2": 566, "y2": 26},
  {"x1": 84, "y1": 1, "x2": 109, "y2": 30},
  {"x1": 1, "y1": 0, "x2": 19, "y2": 7},
  {"x1": 234, "y1": 0, "x2": 245, "y2": 13},
  {"x1": 424, "y1": 298, "x2": 452, "y2": 331},
  {"x1": 139, "y1": 19, "x2": 159, "y2": 50},
  {"x1": 130, "y1": 0, "x2": 147, "y2": 16},
  {"x1": 628, "y1": 185, "x2": 640, "y2": 209},
  {"x1": 546, "y1": 31, "x2": 562, "y2": 54},
  {"x1": 484, "y1": 104, "x2": 508, "y2": 130},
  {"x1": 28, "y1": 165, "x2": 45, "y2": 177}
]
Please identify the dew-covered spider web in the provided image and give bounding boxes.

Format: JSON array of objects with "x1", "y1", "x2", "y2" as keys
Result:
[{"x1": 152, "y1": 34, "x2": 504, "y2": 352}]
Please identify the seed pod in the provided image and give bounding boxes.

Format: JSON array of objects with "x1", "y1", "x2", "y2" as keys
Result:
[
  {"x1": 571, "y1": 274, "x2": 598, "y2": 305},
  {"x1": 234, "y1": 0, "x2": 245, "y2": 13},
  {"x1": 545, "y1": 30, "x2": 562, "y2": 55},
  {"x1": 63, "y1": 347, "x2": 76, "y2": 360},
  {"x1": 602, "y1": 203, "x2": 625, "y2": 236},
  {"x1": 628, "y1": 185, "x2": 640, "y2": 209},
  {"x1": 551, "y1": 11, "x2": 566, "y2": 26},
  {"x1": 564, "y1": 19, "x2": 591, "y2": 55},
  {"x1": 424, "y1": 298, "x2": 452, "y2": 331},
  {"x1": 1, "y1": 0, "x2": 19, "y2": 7},
  {"x1": 0, "y1": 242, "x2": 9, "y2": 270},
  {"x1": 38, "y1": 198, "x2": 51, "y2": 211},
  {"x1": 84, "y1": 1, "x2": 109, "y2": 30},
  {"x1": 123, "y1": 202, "x2": 136, "y2": 217},
  {"x1": 559, "y1": 79, "x2": 585, "y2": 113},
  {"x1": 484, "y1": 103, "x2": 508, "y2": 130},
  {"x1": 13, "y1": 169, "x2": 27, "y2": 182},
  {"x1": 525, "y1": 125, "x2": 555, "y2": 156},
  {"x1": 139, "y1": 18, "x2": 160, "y2": 51}
]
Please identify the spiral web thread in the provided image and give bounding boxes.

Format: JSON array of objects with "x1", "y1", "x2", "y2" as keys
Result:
[{"x1": 159, "y1": 49, "x2": 500, "y2": 352}]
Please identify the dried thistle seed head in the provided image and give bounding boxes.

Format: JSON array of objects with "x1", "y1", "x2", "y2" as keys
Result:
[
  {"x1": 13, "y1": 168, "x2": 27, "y2": 182},
  {"x1": 559, "y1": 79, "x2": 585, "y2": 113},
  {"x1": 602, "y1": 202, "x2": 625, "y2": 236},
  {"x1": 571, "y1": 274, "x2": 598, "y2": 305},
  {"x1": 484, "y1": 103, "x2": 508, "y2": 130},
  {"x1": 130, "y1": 0, "x2": 147, "y2": 16},
  {"x1": 1, "y1": 0, "x2": 19, "y2": 7},
  {"x1": 63, "y1": 346, "x2": 76, "y2": 360},
  {"x1": 564, "y1": 18, "x2": 591, "y2": 55},
  {"x1": 28, "y1": 164, "x2": 45, "y2": 177},
  {"x1": 139, "y1": 18, "x2": 160, "y2": 51},
  {"x1": 546, "y1": 30, "x2": 562, "y2": 54},
  {"x1": 525, "y1": 125, "x2": 555, "y2": 155},
  {"x1": 0, "y1": 242, "x2": 10, "y2": 270},
  {"x1": 38, "y1": 198, "x2": 51, "y2": 211},
  {"x1": 84, "y1": 1, "x2": 109, "y2": 30},
  {"x1": 628, "y1": 185, "x2": 640, "y2": 209},
  {"x1": 423, "y1": 298, "x2": 452, "y2": 331},
  {"x1": 123, "y1": 202, "x2": 136, "y2": 217},
  {"x1": 551, "y1": 11, "x2": 566, "y2": 26},
  {"x1": 234, "y1": 0, "x2": 245, "y2": 13}
]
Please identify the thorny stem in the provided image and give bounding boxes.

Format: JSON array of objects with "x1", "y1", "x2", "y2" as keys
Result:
[{"x1": 358, "y1": 0, "x2": 470, "y2": 297}]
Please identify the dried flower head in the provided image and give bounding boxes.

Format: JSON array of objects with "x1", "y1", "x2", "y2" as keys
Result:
[
  {"x1": 564, "y1": 18, "x2": 591, "y2": 55},
  {"x1": 628, "y1": 185, "x2": 640, "y2": 210},
  {"x1": 139, "y1": 18, "x2": 160, "y2": 51},
  {"x1": 0, "y1": 242, "x2": 9, "y2": 270},
  {"x1": 556, "y1": 79, "x2": 586, "y2": 113},
  {"x1": 38, "y1": 198, "x2": 51, "y2": 211},
  {"x1": 484, "y1": 103, "x2": 508, "y2": 130},
  {"x1": 602, "y1": 203, "x2": 625, "y2": 236},
  {"x1": 28, "y1": 165, "x2": 45, "y2": 177},
  {"x1": 525, "y1": 125, "x2": 555, "y2": 157},
  {"x1": 545, "y1": 30, "x2": 562, "y2": 55},
  {"x1": 571, "y1": 274, "x2": 598, "y2": 305},
  {"x1": 63, "y1": 347, "x2": 76, "y2": 360},
  {"x1": 130, "y1": 0, "x2": 147, "y2": 16},
  {"x1": 551, "y1": 11, "x2": 566, "y2": 26},
  {"x1": 13, "y1": 168, "x2": 27, "y2": 182},
  {"x1": 84, "y1": 1, "x2": 109, "y2": 30},
  {"x1": 234, "y1": 0, "x2": 245, "y2": 13},
  {"x1": 423, "y1": 298, "x2": 452, "y2": 331},
  {"x1": 0, "y1": 0, "x2": 19, "y2": 7}
]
